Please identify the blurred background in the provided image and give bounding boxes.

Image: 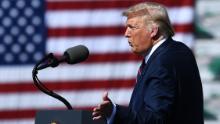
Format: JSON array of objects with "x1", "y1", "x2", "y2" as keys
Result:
[
  {"x1": 0, "y1": 0, "x2": 219, "y2": 124},
  {"x1": 196, "y1": 0, "x2": 220, "y2": 124}
]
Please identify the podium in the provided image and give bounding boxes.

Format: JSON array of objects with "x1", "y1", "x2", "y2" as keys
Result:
[{"x1": 35, "y1": 110, "x2": 106, "y2": 124}]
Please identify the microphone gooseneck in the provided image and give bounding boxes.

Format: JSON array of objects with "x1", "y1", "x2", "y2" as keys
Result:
[{"x1": 32, "y1": 45, "x2": 89, "y2": 110}]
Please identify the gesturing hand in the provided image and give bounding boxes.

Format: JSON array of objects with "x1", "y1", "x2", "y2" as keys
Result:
[{"x1": 92, "y1": 92, "x2": 113, "y2": 120}]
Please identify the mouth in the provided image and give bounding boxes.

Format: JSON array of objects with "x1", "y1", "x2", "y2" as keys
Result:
[{"x1": 128, "y1": 41, "x2": 133, "y2": 47}]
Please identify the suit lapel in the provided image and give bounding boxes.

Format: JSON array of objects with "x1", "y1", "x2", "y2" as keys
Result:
[
  {"x1": 129, "y1": 37, "x2": 173, "y2": 107},
  {"x1": 140, "y1": 37, "x2": 172, "y2": 78}
]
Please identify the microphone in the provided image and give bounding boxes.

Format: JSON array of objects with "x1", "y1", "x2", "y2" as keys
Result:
[
  {"x1": 64, "y1": 45, "x2": 89, "y2": 64},
  {"x1": 37, "y1": 45, "x2": 89, "y2": 70}
]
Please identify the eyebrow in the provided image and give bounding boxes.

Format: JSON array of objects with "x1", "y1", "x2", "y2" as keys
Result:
[{"x1": 126, "y1": 23, "x2": 135, "y2": 27}]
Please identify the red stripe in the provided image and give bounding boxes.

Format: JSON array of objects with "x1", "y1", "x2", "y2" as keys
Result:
[
  {"x1": 53, "y1": 53, "x2": 142, "y2": 63},
  {"x1": 0, "y1": 107, "x2": 95, "y2": 120},
  {"x1": 0, "y1": 109, "x2": 35, "y2": 119},
  {"x1": 48, "y1": 26, "x2": 125, "y2": 37},
  {"x1": 47, "y1": 0, "x2": 193, "y2": 10},
  {"x1": 0, "y1": 105, "x2": 131, "y2": 120},
  {"x1": 48, "y1": 24, "x2": 193, "y2": 37},
  {"x1": 85, "y1": 53, "x2": 142, "y2": 63},
  {"x1": 0, "y1": 79, "x2": 135, "y2": 93},
  {"x1": 173, "y1": 24, "x2": 194, "y2": 33},
  {"x1": 47, "y1": 1, "x2": 143, "y2": 10}
]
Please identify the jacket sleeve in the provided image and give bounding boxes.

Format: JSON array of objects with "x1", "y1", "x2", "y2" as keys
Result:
[{"x1": 114, "y1": 65, "x2": 178, "y2": 124}]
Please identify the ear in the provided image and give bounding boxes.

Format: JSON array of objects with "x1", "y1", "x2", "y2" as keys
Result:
[{"x1": 150, "y1": 24, "x2": 159, "y2": 38}]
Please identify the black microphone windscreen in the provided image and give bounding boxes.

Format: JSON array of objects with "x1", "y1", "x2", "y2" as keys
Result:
[{"x1": 64, "y1": 45, "x2": 89, "y2": 64}]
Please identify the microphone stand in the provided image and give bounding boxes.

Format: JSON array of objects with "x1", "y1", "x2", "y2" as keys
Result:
[{"x1": 32, "y1": 53, "x2": 73, "y2": 110}]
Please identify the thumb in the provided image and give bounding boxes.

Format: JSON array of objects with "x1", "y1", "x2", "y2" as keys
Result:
[{"x1": 102, "y1": 91, "x2": 110, "y2": 101}]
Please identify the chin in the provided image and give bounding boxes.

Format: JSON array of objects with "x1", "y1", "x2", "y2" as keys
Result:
[
  {"x1": 132, "y1": 50, "x2": 141, "y2": 55},
  {"x1": 131, "y1": 50, "x2": 145, "y2": 56}
]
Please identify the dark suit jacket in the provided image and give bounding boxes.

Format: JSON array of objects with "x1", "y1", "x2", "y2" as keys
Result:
[{"x1": 114, "y1": 37, "x2": 204, "y2": 124}]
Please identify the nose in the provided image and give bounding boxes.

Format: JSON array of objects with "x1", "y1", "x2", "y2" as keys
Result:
[{"x1": 124, "y1": 27, "x2": 130, "y2": 38}]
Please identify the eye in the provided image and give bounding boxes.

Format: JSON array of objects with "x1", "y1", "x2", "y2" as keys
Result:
[{"x1": 129, "y1": 25, "x2": 139, "y2": 30}]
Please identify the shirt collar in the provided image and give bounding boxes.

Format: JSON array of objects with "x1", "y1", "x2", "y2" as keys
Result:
[{"x1": 145, "y1": 38, "x2": 167, "y2": 63}]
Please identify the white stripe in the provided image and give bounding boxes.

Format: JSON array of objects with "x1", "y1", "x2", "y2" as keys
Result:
[
  {"x1": 47, "y1": 33, "x2": 193, "y2": 54},
  {"x1": 46, "y1": 7, "x2": 193, "y2": 28},
  {"x1": 173, "y1": 33, "x2": 194, "y2": 48},
  {"x1": 0, "y1": 62, "x2": 139, "y2": 83},
  {"x1": 0, "y1": 119, "x2": 34, "y2": 124},
  {"x1": 47, "y1": 36, "x2": 129, "y2": 54},
  {"x1": 169, "y1": 6, "x2": 194, "y2": 25},
  {"x1": 46, "y1": 9, "x2": 126, "y2": 28},
  {"x1": 0, "y1": 89, "x2": 132, "y2": 110}
]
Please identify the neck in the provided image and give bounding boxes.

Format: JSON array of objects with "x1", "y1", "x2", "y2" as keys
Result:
[
  {"x1": 152, "y1": 35, "x2": 166, "y2": 45},
  {"x1": 141, "y1": 35, "x2": 166, "y2": 57}
]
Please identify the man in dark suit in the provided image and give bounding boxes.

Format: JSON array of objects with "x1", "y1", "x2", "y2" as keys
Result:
[{"x1": 92, "y1": 2, "x2": 204, "y2": 124}]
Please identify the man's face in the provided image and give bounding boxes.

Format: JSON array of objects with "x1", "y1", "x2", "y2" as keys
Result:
[{"x1": 125, "y1": 16, "x2": 153, "y2": 55}]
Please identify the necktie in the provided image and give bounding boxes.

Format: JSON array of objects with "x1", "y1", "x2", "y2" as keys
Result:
[
  {"x1": 138, "y1": 59, "x2": 146, "y2": 76},
  {"x1": 130, "y1": 59, "x2": 146, "y2": 106}
]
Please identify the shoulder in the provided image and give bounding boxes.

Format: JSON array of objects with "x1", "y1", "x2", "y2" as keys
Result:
[
  {"x1": 161, "y1": 38, "x2": 194, "y2": 58},
  {"x1": 154, "y1": 38, "x2": 195, "y2": 67},
  {"x1": 166, "y1": 38, "x2": 192, "y2": 53}
]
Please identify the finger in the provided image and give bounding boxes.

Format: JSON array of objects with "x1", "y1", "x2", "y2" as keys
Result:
[
  {"x1": 101, "y1": 100, "x2": 111, "y2": 105},
  {"x1": 92, "y1": 115, "x2": 103, "y2": 120},
  {"x1": 99, "y1": 101, "x2": 111, "y2": 109},
  {"x1": 92, "y1": 111, "x2": 101, "y2": 117},
  {"x1": 93, "y1": 107, "x2": 98, "y2": 112},
  {"x1": 93, "y1": 105, "x2": 101, "y2": 112},
  {"x1": 93, "y1": 107, "x2": 99, "y2": 111},
  {"x1": 102, "y1": 91, "x2": 110, "y2": 101}
]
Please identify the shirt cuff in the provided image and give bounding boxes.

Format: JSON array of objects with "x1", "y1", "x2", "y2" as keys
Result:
[{"x1": 107, "y1": 103, "x2": 116, "y2": 124}]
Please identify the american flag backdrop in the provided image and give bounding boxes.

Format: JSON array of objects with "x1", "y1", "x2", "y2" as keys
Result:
[{"x1": 0, "y1": 0, "x2": 194, "y2": 123}]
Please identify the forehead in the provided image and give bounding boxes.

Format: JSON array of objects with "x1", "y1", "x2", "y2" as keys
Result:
[{"x1": 126, "y1": 16, "x2": 144, "y2": 25}]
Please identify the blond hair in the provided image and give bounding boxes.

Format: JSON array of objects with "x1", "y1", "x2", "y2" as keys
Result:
[{"x1": 123, "y1": 2, "x2": 175, "y2": 37}]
